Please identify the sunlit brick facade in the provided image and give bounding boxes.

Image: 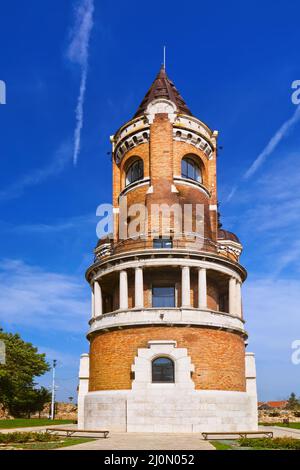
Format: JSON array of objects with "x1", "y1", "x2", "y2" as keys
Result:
[{"x1": 78, "y1": 67, "x2": 258, "y2": 432}]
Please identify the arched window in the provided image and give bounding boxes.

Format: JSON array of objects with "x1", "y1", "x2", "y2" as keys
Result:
[
  {"x1": 152, "y1": 357, "x2": 175, "y2": 383},
  {"x1": 125, "y1": 159, "x2": 144, "y2": 186},
  {"x1": 181, "y1": 156, "x2": 202, "y2": 183}
]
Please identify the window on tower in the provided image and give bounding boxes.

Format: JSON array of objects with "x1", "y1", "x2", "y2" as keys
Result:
[
  {"x1": 181, "y1": 156, "x2": 202, "y2": 183},
  {"x1": 152, "y1": 285, "x2": 175, "y2": 308},
  {"x1": 153, "y1": 237, "x2": 173, "y2": 249},
  {"x1": 152, "y1": 357, "x2": 175, "y2": 383},
  {"x1": 125, "y1": 159, "x2": 144, "y2": 186}
]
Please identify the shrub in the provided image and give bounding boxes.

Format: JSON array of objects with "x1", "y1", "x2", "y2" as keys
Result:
[
  {"x1": 0, "y1": 432, "x2": 59, "y2": 444},
  {"x1": 293, "y1": 411, "x2": 300, "y2": 418},
  {"x1": 239, "y1": 437, "x2": 300, "y2": 450}
]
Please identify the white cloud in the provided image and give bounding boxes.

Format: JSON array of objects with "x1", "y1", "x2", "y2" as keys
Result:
[
  {"x1": 4, "y1": 213, "x2": 96, "y2": 235},
  {"x1": 0, "y1": 142, "x2": 71, "y2": 202},
  {"x1": 37, "y1": 346, "x2": 80, "y2": 368},
  {"x1": 67, "y1": 0, "x2": 95, "y2": 165},
  {"x1": 0, "y1": 259, "x2": 89, "y2": 333}
]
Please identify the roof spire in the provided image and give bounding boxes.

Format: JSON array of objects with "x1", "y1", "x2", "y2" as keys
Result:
[
  {"x1": 133, "y1": 66, "x2": 193, "y2": 118},
  {"x1": 163, "y1": 45, "x2": 166, "y2": 70}
]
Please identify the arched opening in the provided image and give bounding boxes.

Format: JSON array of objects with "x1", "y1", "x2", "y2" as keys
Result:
[
  {"x1": 181, "y1": 155, "x2": 202, "y2": 183},
  {"x1": 152, "y1": 357, "x2": 175, "y2": 383},
  {"x1": 125, "y1": 158, "x2": 144, "y2": 186}
]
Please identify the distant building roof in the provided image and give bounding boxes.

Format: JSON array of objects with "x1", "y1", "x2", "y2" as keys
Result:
[
  {"x1": 267, "y1": 401, "x2": 288, "y2": 408},
  {"x1": 258, "y1": 400, "x2": 288, "y2": 409}
]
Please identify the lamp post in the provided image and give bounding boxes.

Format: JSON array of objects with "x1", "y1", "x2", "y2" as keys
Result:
[{"x1": 50, "y1": 359, "x2": 57, "y2": 420}]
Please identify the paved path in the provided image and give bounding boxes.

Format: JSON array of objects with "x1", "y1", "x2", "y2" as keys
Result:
[
  {"x1": 58, "y1": 432, "x2": 215, "y2": 450},
  {"x1": 0, "y1": 425, "x2": 213, "y2": 450},
  {"x1": 0, "y1": 424, "x2": 76, "y2": 434},
  {"x1": 63, "y1": 426, "x2": 300, "y2": 450},
  {"x1": 259, "y1": 425, "x2": 300, "y2": 438},
  {"x1": 3, "y1": 424, "x2": 299, "y2": 450}
]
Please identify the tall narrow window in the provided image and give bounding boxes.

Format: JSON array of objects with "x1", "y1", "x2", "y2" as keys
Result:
[
  {"x1": 152, "y1": 286, "x2": 175, "y2": 308},
  {"x1": 152, "y1": 357, "x2": 175, "y2": 383},
  {"x1": 181, "y1": 156, "x2": 202, "y2": 183},
  {"x1": 125, "y1": 159, "x2": 144, "y2": 186}
]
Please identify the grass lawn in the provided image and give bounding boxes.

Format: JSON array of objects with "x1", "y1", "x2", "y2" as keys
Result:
[
  {"x1": 260, "y1": 422, "x2": 300, "y2": 430},
  {"x1": 210, "y1": 436, "x2": 300, "y2": 451},
  {"x1": 1, "y1": 437, "x2": 95, "y2": 450},
  {"x1": 210, "y1": 440, "x2": 233, "y2": 450},
  {"x1": 0, "y1": 419, "x2": 74, "y2": 429}
]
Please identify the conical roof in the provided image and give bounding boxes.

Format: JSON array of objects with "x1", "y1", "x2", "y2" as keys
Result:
[{"x1": 134, "y1": 66, "x2": 192, "y2": 118}]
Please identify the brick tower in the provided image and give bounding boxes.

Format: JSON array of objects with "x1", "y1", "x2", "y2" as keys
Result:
[{"x1": 78, "y1": 67, "x2": 258, "y2": 432}]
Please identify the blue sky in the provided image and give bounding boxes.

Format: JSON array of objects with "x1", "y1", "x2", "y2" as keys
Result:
[{"x1": 0, "y1": 0, "x2": 300, "y2": 401}]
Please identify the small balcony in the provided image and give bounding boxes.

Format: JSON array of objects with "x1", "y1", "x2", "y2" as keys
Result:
[
  {"x1": 94, "y1": 233, "x2": 241, "y2": 263},
  {"x1": 89, "y1": 263, "x2": 244, "y2": 336}
]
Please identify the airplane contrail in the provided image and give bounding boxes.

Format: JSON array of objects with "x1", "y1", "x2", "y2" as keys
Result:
[
  {"x1": 226, "y1": 104, "x2": 300, "y2": 202},
  {"x1": 67, "y1": 0, "x2": 95, "y2": 166},
  {"x1": 244, "y1": 105, "x2": 300, "y2": 180}
]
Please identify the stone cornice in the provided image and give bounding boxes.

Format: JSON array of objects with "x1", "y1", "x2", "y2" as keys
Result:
[
  {"x1": 111, "y1": 112, "x2": 217, "y2": 165},
  {"x1": 87, "y1": 307, "x2": 247, "y2": 339},
  {"x1": 86, "y1": 249, "x2": 247, "y2": 283}
]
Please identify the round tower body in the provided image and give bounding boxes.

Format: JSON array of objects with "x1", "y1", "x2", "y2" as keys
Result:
[{"x1": 78, "y1": 68, "x2": 258, "y2": 432}]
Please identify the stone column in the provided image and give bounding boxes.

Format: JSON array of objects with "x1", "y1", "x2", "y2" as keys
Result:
[
  {"x1": 181, "y1": 266, "x2": 191, "y2": 307},
  {"x1": 229, "y1": 277, "x2": 237, "y2": 315},
  {"x1": 235, "y1": 281, "x2": 242, "y2": 317},
  {"x1": 119, "y1": 270, "x2": 128, "y2": 310},
  {"x1": 78, "y1": 353, "x2": 89, "y2": 428},
  {"x1": 91, "y1": 287, "x2": 95, "y2": 318},
  {"x1": 198, "y1": 268, "x2": 207, "y2": 308},
  {"x1": 135, "y1": 267, "x2": 144, "y2": 308},
  {"x1": 94, "y1": 281, "x2": 103, "y2": 317}
]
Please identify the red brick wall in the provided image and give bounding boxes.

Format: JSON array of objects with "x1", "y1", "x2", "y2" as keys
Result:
[
  {"x1": 112, "y1": 114, "x2": 217, "y2": 254},
  {"x1": 89, "y1": 327, "x2": 246, "y2": 392}
]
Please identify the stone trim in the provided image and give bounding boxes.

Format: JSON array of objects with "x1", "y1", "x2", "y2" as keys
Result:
[
  {"x1": 111, "y1": 112, "x2": 217, "y2": 165},
  {"x1": 146, "y1": 98, "x2": 177, "y2": 124},
  {"x1": 173, "y1": 127, "x2": 214, "y2": 159},
  {"x1": 119, "y1": 177, "x2": 150, "y2": 198},
  {"x1": 92, "y1": 255, "x2": 244, "y2": 284},
  {"x1": 87, "y1": 249, "x2": 247, "y2": 283},
  {"x1": 174, "y1": 115, "x2": 214, "y2": 140},
  {"x1": 114, "y1": 127, "x2": 150, "y2": 164},
  {"x1": 217, "y1": 240, "x2": 243, "y2": 258},
  {"x1": 173, "y1": 176, "x2": 211, "y2": 197},
  {"x1": 87, "y1": 307, "x2": 246, "y2": 337},
  {"x1": 131, "y1": 340, "x2": 195, "y2": 391}
]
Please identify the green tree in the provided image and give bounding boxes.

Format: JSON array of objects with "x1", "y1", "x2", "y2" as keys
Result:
[
  {"x1": 8, "y1": 386, "x2": 52, "y2": 418},
  {"x1": 0, "y1": 329, "x2": 50, "y2": 417},
  {"x1": 286, "y1": 392, "x2": 300, "y2": 410},
  {"x1": 34, "y1": 387, "x2": 52, "y2": 418}
]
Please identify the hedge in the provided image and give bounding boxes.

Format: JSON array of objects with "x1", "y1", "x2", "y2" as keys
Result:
[{"x1": 0, "y1": 432, "x2": 60, "y2": 444}]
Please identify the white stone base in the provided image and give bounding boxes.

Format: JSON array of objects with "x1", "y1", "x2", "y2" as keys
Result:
[
  {"x1": 78, "y1": 347, "x2": 258, "y2": 433},
  {"x1": 81, "y1": 388, "x2": 258, "y2": 433}
]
